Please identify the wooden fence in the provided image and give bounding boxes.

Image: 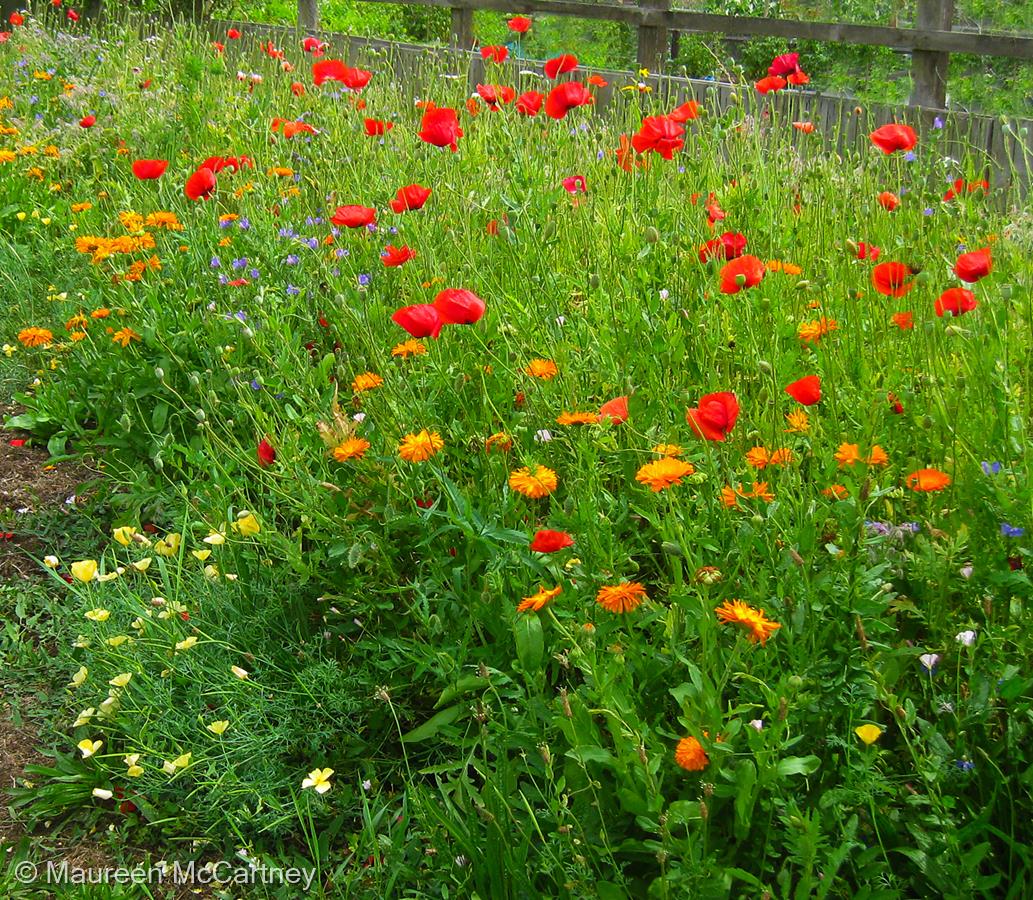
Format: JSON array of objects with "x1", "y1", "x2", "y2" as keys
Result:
[{"x1": 285, "y1": 0, "x2": 1033, "y2": 109}]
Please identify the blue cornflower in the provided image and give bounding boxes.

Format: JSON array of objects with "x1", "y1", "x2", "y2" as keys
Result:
[{"x1": 1001, "y1": 523, "x2": 1025, "y2": 538}]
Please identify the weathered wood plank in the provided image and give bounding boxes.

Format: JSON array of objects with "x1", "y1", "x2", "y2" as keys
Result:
[{"x1": 909, "y1": 0, "x2": 954, "y2": 107}]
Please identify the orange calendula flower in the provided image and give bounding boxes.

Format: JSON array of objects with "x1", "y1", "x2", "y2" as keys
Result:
[
  {"x1": 65, "y1": 314, "x2": 88, "y2": 331},
  {"x1": 556, "y1": 411, "x2": 598, "y2": 426},
  {"x1": 333, "y1": 437, "x2": 370, "y2": 461},
  {"x1": 745, "y1": 447, "x2": 770, "y2": 469},
  {"x1": 749, "y1": 481, "x2": 774, "y2": 502},
  {"x1": 674, "y1": 736, "x2": 709, "y2": 771},
  {"x1": 635, "y1": 457, "x2": 695, "y2": 492},
  {"x1": 768, "y1": 448, "x2": 795, "y2": 466},
  {"x1": 112, "y1": 327, "x2": 141, "y2": 347},
  {"x1": 866, "y1": 445, "x2": 889, "y2": 466},
  {"x1": 766, "y1": 259, "x2": 803, "y2": 275},
  {"x1": 823, "y1": 484, "x2": 849, "y2": 499},
  {"x1": 596, "y1": 582, "x2": 648, "y2": 614},
  {"x1": 525, "y1": 358, "x2": 558, "y2": 380},
  {"x1": 720, "y1": 485, "x2": 739, "y2": 508},
  {"x1": 91, "y1": 308, "x2": 110, "y2": 319},
  {"x1": 906, "y1": 468, "x2": 951, "y2": 491},
  {"x1": 391, "y1": 339, "x2": 426, "y2": 358},
  {"x1": 71, "y1": 201, "x2": 92, "y2": 213},
  {"x1": 798, "y1": 317, "x2": 838, "y2": 344},
  {"x1": 785, "y1": 409, "x2": 810, "y2": 433},
  {"x1": 715, "y1": 599, "x2": 781, "y2": 644},
  {"x1": 485, "y1": 432, "x2": 513, "y2": 453},
  {"x1": 352, "y1": 372, "x2": 383, "y2": 393},
  {"x1": 834, "y1": 443, "x2": 861, "y2": 467},
  {"x1": 517, "y1": 584, "x2": 562, "y2": 613},
  {"x1": 18, "y1": 326, "x2": 54, "y2": 347},
  {"x1": 398, "y1": 430, "x2": 444, "y2": 462},
  {"x1": 652, "y1": 443, "x2": 682, "y2": 457},
  {"x1": 509, "y1": 465, "x2": 558, "y2": 498}
]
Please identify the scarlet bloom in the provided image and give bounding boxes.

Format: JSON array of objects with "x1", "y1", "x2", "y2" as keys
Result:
[
  {"x1": 891, "y1": 311, "x2": 914, "y2": 330},
  {"x1": 935, "y1": 287, "x2": 978, "y2": 317},
  {"x1": 768, "y1": 52, "x2": 800, "y2": 76},
  {"x1": 562, "y1": 174, "x2": 587, "y2": 195},
  {"x1": 784, "y1": 375, "x2": 821, "y2": 406},
  {"x1": 330, "y1": 205, "x2": 376, "y2": 228},
  {"x1": 291, "y1": 81, "x2": 305, "y2": 96},
  {"x1": 871, "y1": 261, "x2": 916, "y2": 297},
  {"x1": 787, "y1": 70, "x2": 809, "y2": 85},
  {"x1": 755, "y1": 75, "x2": 786, "y2": 94},
  {"x1": 719, "y1": 255, "x2": 766, "y2": 293},
  {"x1": 544, "y1": 82, "x2": 593, "y2": 120},
  {"x1": 944, "y1": 178, "x2": 988, "y2": 201},
  {"x1": 508, "y1": 16, "x2": 532, "y2": 33},
  {"x1": 418, "y1": 106, "x2": 463, "y2": 152},
  {"x1": 257, "y1": 437, "x2": 276, "y2": 467},
  {"x1": 9, "y1": 12, "x2": 24, "y2": 25},
  {"x1": 631, "y1": 115, "x2": 685, "y2": 159},
  {"x1": 856, "y1": 241, "x2": 880, "y2": 261},
  {"x1": 668, "y1": 100, "x2": 700, "y2": 122},
  {"x1": 530, "y1": 530, "x2": 574, "y2": 553},
  {"x1": 312, "y1": 60, "x2": 372, "y2": 90},
  {"x1": 515, "y1": 91, "x2": 544, "y2": 116},
  {"x1": 79, "y1": 114, "x2": 96, "y2": 128},
  {"x1": 598, "y1": 395, "x2": 629, "y2": 424},
  {"x1": 202, "y1": 155, "x2": 252, "y2": 174},
  {"x1": 686, "y1": 392, "x2": 739, "y2": 442},
  {"x1": 131, "y1": 159, "x2": 168, "y2": 180},
  {"x1": 184, "y1": 166, "x2": 216, "y2": 201},
  {"x1": 480, "y1": 45, "x2": 508, "y2": 63},
  {"x1": 699, "y1": 231, "x2": 746, "y2": 262},
  {"x1": 792, "y1": 121, "x2": 815, "y2": 133},
  {"x1": 390, "y1": 183, "x2": 432, "y2": 213},
  {"x1": 66, "y1": 9, "x2": 79, "y2": 22},
  {"x1": 906, "y1": 468, "x2": 951, "y2": 491},
  {"x1": 381, "y1": 245, "x2": 416, "y2": 267},
  {"x1": 544, "y1": 53, "x2": 578, "y2": 79},
  {"x1": 870, "y1": 123, "x2": 918, "y2": 154},
  {"x1": 226, "y1": 28, "x2": 241, "y2": 39},
  {"x1": 588, "y1": 74, "x2": 609, "y2": 87},
  {"x1": 363, "y1": 118, "x2": 394, "y2": 136},
  {"x1": 877, "y1": 191, "x2": 899, "y2": 211},
  {"x1": 392, "y1": 304, "x2": 443, "y2": 339},
  {"x1": 954, "y1": 247, "x2": 991, "y2": 283},
  {"x1": 301, "y1": 36, "x2": 326, "y2": 55},
  {"x1": 433, "y1": 288, "x2": 486, "y2": 325}
]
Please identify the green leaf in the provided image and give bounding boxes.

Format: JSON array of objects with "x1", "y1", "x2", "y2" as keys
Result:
[
  {"x1": 734, "y1": 760, "x2": 758, "y2": 839},
  {"x1": 514, "y1": 614, "x2": 544, "y2": 672},
  {"x1": 151, "y1": 401, "x2": 169, "y2": 433},
  {"x1": 5, "y1": 412, "x2": 49, "y2": 431},
  {"x1": 435, "y1": 675, "x2": 490, "y2": 708},
  {"x1": 564, "y1": 745, "x2": 614, "y2": 767},
  {"x1": 776, "y1": 755, "x2": 821, "y2": 777},
  {"x1": 47, "y1": 432, "x2": 67, "y2": 457},
  {"x1": 400, "y1": 705, "x2": 462, "y2": 744}
]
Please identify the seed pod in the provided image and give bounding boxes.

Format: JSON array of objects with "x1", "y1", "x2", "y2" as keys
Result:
[{"x1": 644, "y1": 226, "x2": 660, "y2": 244}]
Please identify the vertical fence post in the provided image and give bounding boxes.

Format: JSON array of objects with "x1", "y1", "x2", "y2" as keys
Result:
[
  {"x1": 450, "y1": 5, "x2": 474, "y2": 48},
  {"x1": 298, "y1": 0, "x2": 319, "y2": 31},
  {"x1": 637, "y1": 0, "x2": 671, "y2": 72},
  {"x1": 909, "y1": 0, "x2": 954, "y2": 107}
]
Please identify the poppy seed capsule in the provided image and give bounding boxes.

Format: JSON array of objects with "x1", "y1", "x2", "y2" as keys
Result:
[
  {"x1": 154, "y1": 367, "x2": 164, "y2": 380},
  {"x1": 661, "y1": 541, "x2": 683, "y2": 557},
  {"x1": 845, "y1": 239, "x2": 859, "y2": 255},
  {"x1": 588, "y1": 273, "x2": 600, "y2": 289},
  {"x1": 644, "y1": 226, "x2": 659, "y2": 243},
  {"x1": 757, "y1": 360, "x2": 772, "y2": 375},
  {"x1": 194, "y1": 409, "x2": 206, "y2": 422}
]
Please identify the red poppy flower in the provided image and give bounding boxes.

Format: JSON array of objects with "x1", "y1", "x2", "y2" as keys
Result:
[
  {"x1": 390, "y1": 183, "x2": 431, "y2": 213},
  {"x1": 508, "y1": 16, "x2": 532, "y2": 33},
  {"x1": 79, "y1": 114, "x2": 96, "y2": 128},
  {"x1": 481, "y1": 45, "x2": 508, "y2": 63},
  {"x1": 792, "y1": 121, "x2": 815, "y2": 133},
  {"x1": 515, "y1": 91, "x2": 544, "y2": 116},
  {"x1": 944, "y1": 178, "x2": 988, "y2": 200},
  {"x1": 699, "y1": 231, "x2": 746, "y2": 262},
  {"x1": 301, "y1": 36, "x2": 326, "y2": 55},
  {"x1": 418, "y1": 106, "x2": 463, "y2": 152},
  {"x1": 935, "y1": 287, "x2": 978, "y2": 317},
  {"x1": 871, "y1": 261, "x2": 916, "y2": 297},
  {"x1": 954, "y1": 247, "x2": 991, "y2": 283},
  {"x1": 227, "y1": 28, "x2": 241, "y2": 39},
  {"x1": 755, "y1": 76, "x2": 786, "y2": 94},
  {"x1": 66, "y1": 9, "x2": 79, "y2": 21},
  {"x1": 544, "y1": 53, "x2": 578, "y2": 79},
  {"x1": 719, "y1": 255, "x2": 766, "y2": 294},
  {"x1": 226, "y1": 279, "x2": 250, "y2": 287},
  {"x1": 184, "y1": 166, "x2": 216, "y2": 201},
  {"x1": 631, "y1": 115, "x2": 684, "y2": 159},
  {"x1": 705, "y1": 193, "x2": 726, "y2": 225},
  {"x1": 201, "y1": 155, "x2": 253, "y2": 174},
  {"x1": 544, "y1": 82, "x2": 593, "y2": 120},
  {"x1": 272, "y1": 118, "x2": 318, "y2": 138},
  {"x1": 531, "y1": 530, "x2": 574, "y2": 553},
  {"x1": 856, "y1": 241, "x2": 880, "y2": 261},
  {"x1": 668, "y1": 100, "x2": 700, "y2": 122},
  {"x1": 888, "y1": 391, "x2": 904, "y2": 414},
  {"x1": 312, "y1": 60, "x2": 372, "y2": 90},
  {"x1": 9, "y1": 12, "x2": 24, "y2": 25},
  {"x1": 869, "y1": 123, "x2": 917, "y2": 154},
  {"x1": 433, "y1": 288, "x2": 485, "y2": 325},
  {"x1": 392, "y1": 304, "x2": 443, "y2": 339},
  {"x1": 562, "y1": 174, "x2": 587, "y2": 195},
  {"x1": 588, "y1": 74, "x2": 609, "y2": 87},
  {"x1": 787, "y1": 71, "x2": 809, "y2": 86},
  {"x1": 331, "y1": 205, "x2": 376, "y2": 228},
  {"x1": 291, "y1": 81, "x2": 306, "y2": 96},
  {"x1": 784, "y1": 375, "x2": 821, "y2": 406},
  {"x1": 687, "y1": 392, "x2": 739, "y2": 442},
  {"x1": 381, "y1": 245, "x2": 416, "y2": 267},
  {"x1": 598, "y1": 396, "x2": 629, "y2": 424},
  {"x1": 891, "y1": 311, "x2": 914, "y2": 330},
  {"x1": 476, "y1": 84, "x2": 514, "y2": 109},
  {"x1": 257, "y1": 437, "x2": 276, "y2": 467},
  {"x1": 768, "y1": 52, "x2": 800, "y2": 76},
  {"x1": 131, "y1": 159, "x2": 168, "y2": 180},
  {"x1": 364, "y1": 118, "x2": 394, "y2": 136},
  {"x1": 877, "y1": 191, "x2": 900, "y2": 211}
]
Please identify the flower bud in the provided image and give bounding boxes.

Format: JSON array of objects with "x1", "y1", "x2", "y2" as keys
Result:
[{"x1": 644, "y1": 226, "x2": 659, "y2": 244}]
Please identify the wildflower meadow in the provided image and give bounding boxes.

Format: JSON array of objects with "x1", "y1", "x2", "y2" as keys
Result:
[{"x1": 1, "y1": 4, "x2": 1032, "y2": 898}]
